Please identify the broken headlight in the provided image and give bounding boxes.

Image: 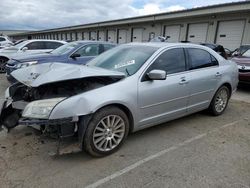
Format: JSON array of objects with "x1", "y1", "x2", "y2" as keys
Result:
[{"x1": 22, "y1": 97, "x2": 65, "y2": 119}]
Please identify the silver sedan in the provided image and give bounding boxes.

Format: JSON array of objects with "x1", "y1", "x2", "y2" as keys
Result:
[{"x1": 0, "y1": 42, "x2": 238, "y2": 156}]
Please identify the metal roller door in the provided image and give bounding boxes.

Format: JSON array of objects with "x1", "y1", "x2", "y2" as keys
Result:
[
  {"x1": 118, "y1": 29, "x2": 127, "y2": 44},
  {"x1": 187, "y1": 23, "x2": 208, "y2": 43},
  {"x1": 107, "y1": 30, "x2": 116, "y2": 43},
  {"x1": 216, "y1": 20, "x2": 245, "y2": 51},
  {"x1": 98, "y1": 31, "x2": 105, "y2": 41},
  {"x1": 77, "y1": 32, "x2": 82, "y2": 40},
  {"x1": 83, "y1": 32, "x2": 89, "y2": 40},
  {"x1": 71, "y1": 33, "x2": 76, "y2": 41},
  {"x1": 62, "y1": 33, "x2": 66, "y2": 41},
  {"x1": 90, "y1": 31, "x2": 97, "y2": 40},
  {"x1": 164, "y1": 25, "x2": 181, "y2": 42},
  {"x1": 132, "y1": 28, "x2": 143, "y2": 42},
  {"x1": 66, "y1": 33, "x2": 71, "y2": 40}
]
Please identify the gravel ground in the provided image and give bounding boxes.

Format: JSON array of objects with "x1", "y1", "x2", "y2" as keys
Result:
[{"x1": 0, "y1": 74, "x2": 250, "y2": 188}]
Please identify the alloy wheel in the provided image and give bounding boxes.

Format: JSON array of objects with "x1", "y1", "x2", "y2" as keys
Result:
[
  {"x1": 215, "y1": 88, "x2": 228, "y2": 113},
  {"x1": 93, "y1": 115, "x2": 125, "y2": 152}
]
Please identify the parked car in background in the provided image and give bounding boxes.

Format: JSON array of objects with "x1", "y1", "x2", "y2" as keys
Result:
[
  {"x1": 0, "y1": 39, "x2": 66, "y2": 73},
  {"x1": 0, "y1": 36, "x2": 13, "y2": 48},
  {"x1": 5, "y1": 41, "x2": 116, "y2": 83},
  {"x1": 0, "y1": 43, "x2": 238, "y2": 157},
  {"x1": 231, "y1": 49, "x2": 250, "y2": 84},
  {"x1": 232, "y1": 44, "x2": 250, "y2": 57},
  {"x1": 200, "y1": 43, "x2": 229, "y2": 59}
]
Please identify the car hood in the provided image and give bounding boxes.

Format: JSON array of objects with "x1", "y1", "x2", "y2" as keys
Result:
[
  {"x1": 11, "y1": 62, "x2": 125, "y2": 87},
  {"x1": 0, "y1": 48, "x2": 18, "y2": 56},
  {"x1": 11, "y1": 52, "x2": 59, "y2": 63},
  {"x1": 231, "y1": 57, "x2": 250, "y2": 65}
]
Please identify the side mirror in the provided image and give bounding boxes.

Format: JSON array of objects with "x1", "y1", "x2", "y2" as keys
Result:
[
  {"x1": 22, "y1": 47, "x2": 28, "y2": 51},
  {"x1": 70, "y1": 53, "x2": 81, "y2": 59},
  {"x1": 147, "y1": 70, "x2": 166, "y2": 80}
]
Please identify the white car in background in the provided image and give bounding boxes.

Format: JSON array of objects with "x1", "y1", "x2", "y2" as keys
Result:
[
  {"x1": 0, "y1": 39, "x2": 67, "y2": 73},
  {"x1": 0, "y1": 36, "x2": 13, "y2": 49}
]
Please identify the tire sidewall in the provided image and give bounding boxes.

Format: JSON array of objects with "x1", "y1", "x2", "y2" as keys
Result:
[
  {"x1": 84, "y1": 106, "x2": 129, "y2": 157},
  {"x1": 210, "y1": 86, "x2": 230, "y2": 116}
]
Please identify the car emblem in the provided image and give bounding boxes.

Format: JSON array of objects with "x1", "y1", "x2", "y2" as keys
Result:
[{"x1": 241, "y1": 65, "x2": 246, "y2": 70}]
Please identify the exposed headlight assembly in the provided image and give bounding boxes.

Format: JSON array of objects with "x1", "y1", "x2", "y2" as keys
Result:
[
  {"x1": 22, "y1": 97, "x2": 65, "y2": 119},
  {"x1": 16, "y1": 61, "x2": 38, "y2": 68}
]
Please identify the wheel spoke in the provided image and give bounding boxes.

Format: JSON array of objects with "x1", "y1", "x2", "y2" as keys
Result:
[
  {"x1": 93, "y1": 114, "x2": 126, "y2": 152},
  {"x1": 93, "y1": 132, "x2": 105, "y2": 137},
  {"x1": 94, "y1": 135, "x2": 105, "y2": 144},
  {"x1": 114, "y1": 122, "x2": 124, "y2": 130},
  {"x1": 97, "y1": 138, "x2": 106, "y2": 148},
  {"x1": 100, "y1": 120, "x2": 108, "y2": 129}
]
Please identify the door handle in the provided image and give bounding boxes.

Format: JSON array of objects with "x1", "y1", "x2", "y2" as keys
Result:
[
  {"x1": 179, "y1": 77, "x2": 189, "y2": 85},
  {"x1": 215, "y1": 72, "x2": 222, "y2": 77}
]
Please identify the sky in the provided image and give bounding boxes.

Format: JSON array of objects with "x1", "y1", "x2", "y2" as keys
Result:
[{"x1": 0, "y1": 0, "x2": 246, "y2": 30}]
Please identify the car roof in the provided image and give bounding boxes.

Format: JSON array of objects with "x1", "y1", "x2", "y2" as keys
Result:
[
  {"x1": 26, "y1": 39, "x2": 67, "y2": 43},
  {"x1": 124, "y1": 42, "x2": 206, "y2": 49},
  {"x1": 71, "y1": 40, "x2": 116, "y2": 45}
]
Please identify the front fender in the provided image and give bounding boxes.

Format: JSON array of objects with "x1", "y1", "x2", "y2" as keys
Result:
[{"x1": 49, "y1": 83, "x2": 137, "y2": 122}]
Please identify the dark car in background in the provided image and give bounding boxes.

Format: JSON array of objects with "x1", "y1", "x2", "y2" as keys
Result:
[
  {"x1": 5, "y1": 41, "x2": 116, "y2": 83},
  {"x1": 231, "y1": 49, "x2": 250, "y2": 84},
  {"x1": 200, "y1": 43, "x2": 229, "y2": 59}
]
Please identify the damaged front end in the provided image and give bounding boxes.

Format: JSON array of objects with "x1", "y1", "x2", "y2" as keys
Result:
[{"x1": 0, "y1": 63, "x2": 125, "y2": 155}]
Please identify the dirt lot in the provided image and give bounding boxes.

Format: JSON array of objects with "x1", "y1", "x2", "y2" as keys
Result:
[{"x1": 0, "y1": 74, "x2": 250, "y2": 188}]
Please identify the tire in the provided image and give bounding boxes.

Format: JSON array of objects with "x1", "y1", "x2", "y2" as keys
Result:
[
  {"x1": 209, "y1": 86, "x2": 230, "y2": 116},
  {"x1": 0, "y1": 57, "x2": 8, "y2": 73},
  {"x1": 83, "y1": 106, "x2": 129, "y2": 157}
]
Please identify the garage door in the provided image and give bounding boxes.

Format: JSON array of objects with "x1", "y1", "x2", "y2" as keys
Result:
[
  {"x1": 107, "y1": 30, "x2": 116, "y2": 43},
  {"x1": 83, "y1": 32, "x2": 89, "y2": 40},
  {"x1": 98, "y1": 31, "x2": 105, "y2": 41},
  {"x1": 216, "y1": 20, "x2": 245, "y2": 51},
  {"x1": 62, "y1": 33, "x2": 66, "y2": 41},
  {"x1": 187, "y1": 23, "x2": 208, "y2": 43},
  {"x1": 164, "y1": 25, "x2": 181, "y2": 42},
  {"x1": 132, "y1": 28, "x2": 143, "y2": 42},
  {"x1": 90, "y1": 31, "x2": 97, "y2": 41},
  {"x1": 118, "y1": 29, "x2": 127, "y2": 44},
  {"x1": 71, "y1": 33, "x2": 76, "y2": 41},
  {"x1": 77, "y1": 32, "x2": 82, "y2": 40}
]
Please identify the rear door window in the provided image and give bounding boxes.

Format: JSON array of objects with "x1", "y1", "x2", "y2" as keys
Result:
[
  {"x1": 187, "y1": 48, "x2": 218, "y2": 70},
  {"x1": 24, "y1": 41, "x2": 46, "y2": 50},
  {"x1": 74, "y1": 44, "x2": 100, "y2": 56},
  {"x1": 44, "y1": 41, "x2": 63, "y2": 49}
]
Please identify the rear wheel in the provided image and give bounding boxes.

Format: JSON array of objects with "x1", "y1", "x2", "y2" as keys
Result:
[
  {"x1": 209, "y1": 86, "x2": 230, "y2": 116},
  {"x1": 83, "y1": 106, "x2": 129, "y2": 157}
]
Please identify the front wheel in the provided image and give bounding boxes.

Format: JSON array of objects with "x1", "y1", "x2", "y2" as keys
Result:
[
  {"x1": 83, "y1": 106, "x2": 129, "y2": 157},
  {"x1": 209, "y1": 86, "x2": 230, "y2": 116}
]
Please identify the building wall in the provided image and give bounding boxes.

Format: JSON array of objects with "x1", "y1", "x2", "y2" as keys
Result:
[{"x1": 11, "y1": 10, "x2": 250, "y2": 50}]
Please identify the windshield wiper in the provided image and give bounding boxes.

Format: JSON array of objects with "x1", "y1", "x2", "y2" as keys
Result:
[{"x1": 125, "y1": 68, "x2": 130, "y2": 76}]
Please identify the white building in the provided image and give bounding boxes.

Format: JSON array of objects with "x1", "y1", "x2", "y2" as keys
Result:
[{"x1": 9, "y1": 1, "x2": 250, "y2": 50}]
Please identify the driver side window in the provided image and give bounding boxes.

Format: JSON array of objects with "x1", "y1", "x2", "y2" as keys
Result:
[
  {"x1": 74, "y1": 44, "x2": 99, "y2": 57},
  {"x1": 148, "y1": 48, "x2": 186, "y2": 74}
]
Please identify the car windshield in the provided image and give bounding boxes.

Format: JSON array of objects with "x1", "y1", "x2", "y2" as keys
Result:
[
  {"x1": 51, "y1": 42, "x2": 80, "y2": 55},
  {"x1": 242, "y1": 49, "x2": 250, "y2": 58},
  {"x1": 239, "y1": 45, "x2": 250, "y2": 54},
  {"x1": 87, "y1": 45, "x2": 158, "y2": 76},
  {"x1": 14, "y1": 41, "x2": 28, "y2": 49}
]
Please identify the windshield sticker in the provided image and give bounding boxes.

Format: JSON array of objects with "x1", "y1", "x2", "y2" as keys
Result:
[{"x1": 114, "y1": 60, "x2": 135, "y2": 69}]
